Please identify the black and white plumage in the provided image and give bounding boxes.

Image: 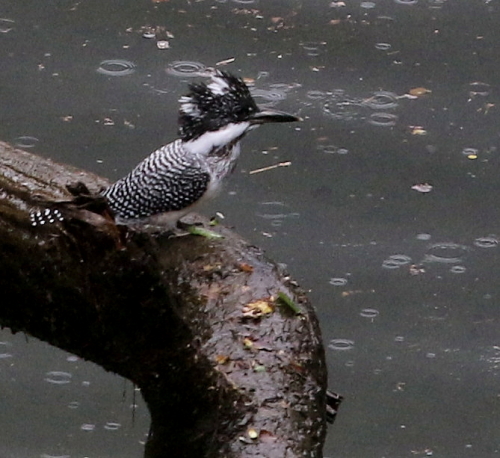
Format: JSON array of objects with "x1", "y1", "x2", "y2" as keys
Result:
[
  {"x1": 30, "y1": 70, "x2": 300, "y2": 228},
  {"x1": 102, "y1": 69, "x2": 300, "y2": 227}
]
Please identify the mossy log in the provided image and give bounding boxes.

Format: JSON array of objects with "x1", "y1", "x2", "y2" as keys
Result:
[{"x1": 0, "y1": 141, "x2": 329, "y2": 458}]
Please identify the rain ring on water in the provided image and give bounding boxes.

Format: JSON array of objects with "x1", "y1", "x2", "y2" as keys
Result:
[
  {"x1": 469, "y1": 81, "x2": 490, "y2": 96},
  {"x1": 96, "y1": 59, "x2": 136, "y2": 76},
  {"x1": 14, "y1": 136, "x2": 39, "y2": 148},
  {"x1": 329, "y1": 277, "x2": 348, "y2": 286},
  {"x1": 375, "y1": 43, "x2": 392, "y2": 51},
  {"x1": 394, "y1": 0, "x2": 418, "y2": 4},
  {"x1": 0, "y1": 18, "x2": 14, "y2": 33},
  {"x1": 104, "y1": 422, "x2": 122, "y2": 431},
  {"x1": 44, "y1": 371, "x2": 72, "y2": 385},
  {"x1": 368, "y1": 112, "x2": 398, "y2": 127},
  {"x1": 382, "y1": 254, "x2": 412, "y2": 269},
  {"x1": 306, "y1": 90, "x2": 328, "y2": 100},
  {"x1": 424, "y1": 242, "x2": 469, "y2": 264},
  {"x1": 328, "y1": 339, "x2": 355, "y2": 351},
  {"x1": 474, "y1": 236, "x2": 498, "y2": 248},
  {"x1": 251, "y1": 88, "x2": 287, "y2": 102},
  {"x1": 360, "y1": 308, "x2": 380, "y2": 319},
  {"x1": 166, "y1": 61, "x2": 207, "y2": 77},
  {"x1": 0, "y1": 341, "x2": 12, "y2": 359},
  {"x1": 364, "y1": 91, "x2": 398, "y2": 110}
]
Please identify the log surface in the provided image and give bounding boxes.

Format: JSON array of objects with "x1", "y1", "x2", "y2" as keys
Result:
[{"x1": 0, "y1": 141, "x2": 328, "y2": 458}]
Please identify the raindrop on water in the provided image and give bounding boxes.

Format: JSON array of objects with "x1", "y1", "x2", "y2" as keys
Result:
[
  {"x1": 306, "y1": 90, "x2": 328, "y2": 100},
  {"x1": 68, "y1": 401, "x2": 80, "y2": 409},
  {"x1": 474, "y1": 236, "x2": 498, "y2": 248},
  {"x1": 382, "y1": 254, "x2": 412, "y2": 269},
  {"x1": 394, "y1": 0, "x2": 418, "y2": 4},
  {"x1": 166, "y1": 61, "x2": 207, "y2": 77},
  {"x1": 424, "y1": 242, "x2": 469, "y2": 264},
  {"x1": 360, "y1": 1, "x2": 376, "y2": 7},
  {"x1": 318, "y1": 145, "x2": 349, "y2": 155},
  {"x1": 44, "y1": 371, "x2": 72, "y2": 385},
  {"x1": 364, "y1": 91, "x2": 399, "y2": 110},
  {"x1": 416, "y1": 233, "x2": 432, "y2": 241},
  {"x1": 81, "y1": 423, "x2": 96, "y2": 431},
  {"x1": 255, "y1": 202, "x2": 299, "y2": 226},
  {"x1": 450, "y1": 265, "x2": 466, "y2": 274},
  {"x1": 40, "y1": 455, "x2": 70, "y2": 458},
  {"x1": 329, "y1": 277, "x2": 348, "y2": 286},
  {"x1": 368, "y1": 112, "x2": 398, "y2": 127},
  {"x1": 461, "y1": 147, "x2": 479, "y2": 156},
  {"x1": 104, "y1": 422, "x2": 122, "y2": 431},
  {"x1": 301, "y1": 41, "x2": 326, "y2": 57},
  {"x1": 14, "y1": 136, "x2": 39, "y2": 148},
  {"x1": 360, "y1": 308, "x2": 380, "y2": 319},
  {"x1": 328, "y1": 339, "x2": 355, "y2": 351},
  {"x1": 375, "y1": 43, "x2": 392, "y2": 51},
  {"x1": 251, "y1": 88, "x2": 287, "y2": 102},
  {"x1": 0, "y1": 341, "x2": 13, "y2": 359},
  {"x1": 0, "y1": 18, "x2": 14, "y2": 33},
  {"x1": 96, "y1": 59, "x2": 136, "y2": 76},
  {"x1": 469, "y1": 81, "x2": 490, "y2": 97}
]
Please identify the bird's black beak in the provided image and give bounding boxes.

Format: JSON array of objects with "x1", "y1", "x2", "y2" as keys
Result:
[{"x1": 250, "y1": 109, "x2": 302, "y2": 124}]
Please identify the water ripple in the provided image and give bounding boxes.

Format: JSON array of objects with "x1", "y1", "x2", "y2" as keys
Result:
[
  {"x1": 424, "y1": 242, "x2": 469, "y2": 264},
  {"x1": 474, "y1": 236, "x2": 498, "y2": 248},
  {"x1": 328, "y1": 339, "x2": 355, "y2": 351},
  {"x1": 166, "y1": 61, "x2": 207, "y2": 77},
  {"x1": 96, "y1": 59, "x2": 136, "y2": 76},
  {"x1": 44, "y1": 371, "x2": 72, "y2": 385}
]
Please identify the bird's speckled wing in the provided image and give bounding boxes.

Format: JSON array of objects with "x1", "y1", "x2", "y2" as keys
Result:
[{"x1": 102, "y1": 140, "x2": 210, "y2": 220}]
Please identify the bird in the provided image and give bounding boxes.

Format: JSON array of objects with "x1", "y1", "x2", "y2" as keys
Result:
[{"x1": 30, "y1": 69, "x2": 300, "y2": 228}]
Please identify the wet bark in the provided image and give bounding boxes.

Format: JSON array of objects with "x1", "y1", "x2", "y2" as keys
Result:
[{"x1": 0, "y1": 141, "x2": 329, "y2": 458}]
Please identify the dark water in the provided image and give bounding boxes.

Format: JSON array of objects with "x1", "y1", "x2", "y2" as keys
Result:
[{"x1": 1, "y1": 0, "x2": 500, "y2": 456}]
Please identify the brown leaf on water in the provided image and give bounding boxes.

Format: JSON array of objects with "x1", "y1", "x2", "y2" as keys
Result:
[{"x1": 409, "y1": 87, "x2": 432, "y2": 96}]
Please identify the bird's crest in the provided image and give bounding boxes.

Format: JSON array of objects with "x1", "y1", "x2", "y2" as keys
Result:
[{"x1": 178, "y1": 70, "x2": 259, "y2": 141}]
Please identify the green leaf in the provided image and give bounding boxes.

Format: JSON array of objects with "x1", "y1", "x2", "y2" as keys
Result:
[{"x1": 277, "y1": 292, "x2": 302, "y2": 314}]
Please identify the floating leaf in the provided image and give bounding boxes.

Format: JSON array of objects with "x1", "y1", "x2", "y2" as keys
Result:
[
  {"x1": 409, "y1": 87, "x2": 432, "y2": 96},
  {"x1": 410, "y1": 126, "x2": 427, "y2": 135}
]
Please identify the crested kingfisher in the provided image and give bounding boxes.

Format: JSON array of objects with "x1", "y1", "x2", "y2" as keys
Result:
[{"x1": 30, "y1": 70, "x2": 300, "y2": 228}]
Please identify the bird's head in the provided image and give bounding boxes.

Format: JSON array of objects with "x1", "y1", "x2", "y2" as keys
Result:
[{"x1": 178, "y1": 70, "x2": 300, "y2": 142}]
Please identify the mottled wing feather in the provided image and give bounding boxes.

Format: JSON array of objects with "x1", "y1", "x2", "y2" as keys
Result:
[{"x1": 102, "y1": 141, "x2": 211, "y2": 220}]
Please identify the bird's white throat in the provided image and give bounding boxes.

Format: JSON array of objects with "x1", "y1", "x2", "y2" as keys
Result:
[{"x1": 183, "y1": 122, "x2": 251, "y2": 156}]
